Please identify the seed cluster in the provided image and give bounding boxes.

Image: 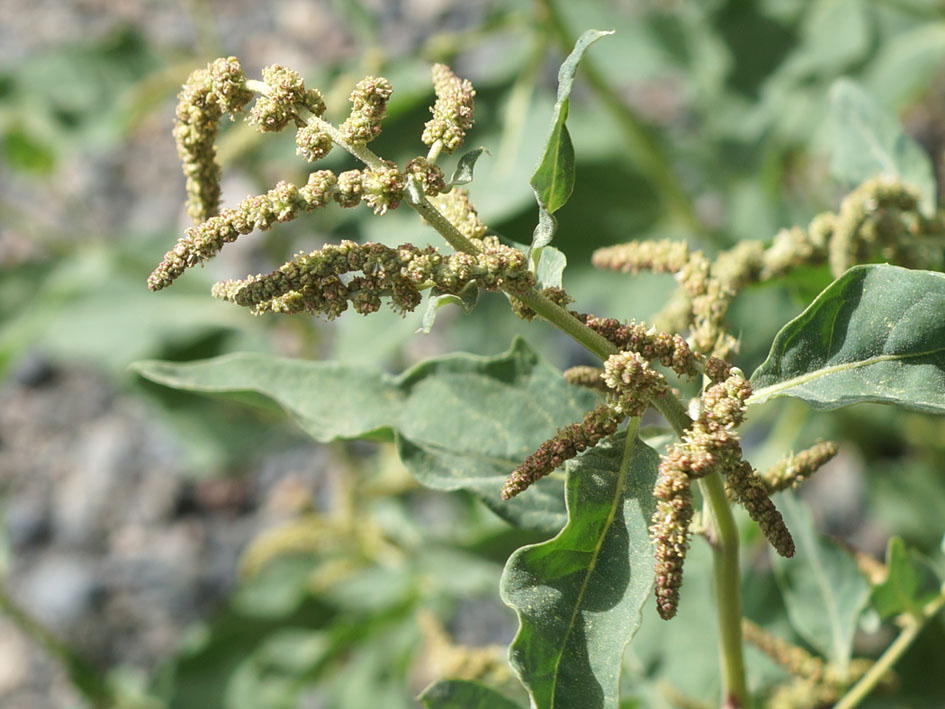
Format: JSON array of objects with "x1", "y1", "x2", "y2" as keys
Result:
[
  {"x1": 212, "y1": 236, "x2": 534, "y2": 319},
  {"x1": 592, "y1": 178, "x2": 945, "y2": 358},
  {"x1": 422, "y1": 63, "x2": 476, "y2": 154},
  {"x1": 173, "y1": 57, "x2": 255, "y2": 223},
  {"x1": 762, "y1": 440, "x2": 839, "y2": 493}
]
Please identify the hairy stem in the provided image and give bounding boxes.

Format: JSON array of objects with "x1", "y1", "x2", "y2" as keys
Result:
[{"x1": 834, "y1": 589, "x2": 945, "y2": 709}]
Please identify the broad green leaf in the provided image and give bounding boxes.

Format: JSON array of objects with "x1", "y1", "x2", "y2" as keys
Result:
[
  {"x1": 870, "y1": 537, "x2": 938, "y2": 620},
  {"x1": 448, "y1": 147, "x2": 490, "y2": 187},
  {"x1": 419, "y1": 679, "x2": 522, "y2": 709},
  {"x1": 391, "y1": 339, "x2": 597, "y2": 534},
  {"x1": 749, "y1": 264, "x2": 945, "y2": 414},
  {"x1": 132, "y1": 353, "x2": 397, "y2": 441},
  {"x1": 418, "y1": 282, "x2": 480, "y2": 334},
  {"x1": 133, "y1": 338, "x2": 598, "y2": 534},
  {"x1": 529, "y1": 29, "x2": 613, "y2": 251},
  {"x1": 827, "y1": 78, "x2": 936, "y2": 214},
  {"x1": 500, "y1": 433, "x2": 659, "y2": 709},
  {"x1": 772, "y1": 492, "x2": 870, "y2": 672}
]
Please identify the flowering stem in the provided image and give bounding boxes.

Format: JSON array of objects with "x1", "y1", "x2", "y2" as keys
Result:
[
  {"x1": 242, "y1": 84, "x2": 750, "y2": 704},
  {"x1": 834, "y1": 589, "x2": 945, "y2": 709},
  {"x1": 647, "y1": 376, "x2": 750, "y2": 706}
]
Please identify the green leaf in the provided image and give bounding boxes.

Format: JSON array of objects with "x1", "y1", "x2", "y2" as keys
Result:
[
  {"x1": 535, "y1": 246, "x2": 568, "y2": 290},
  {"x1": 827, "y1": 78, "x2": 936, "y2": 214},
  {"x1": 749, "y1": 264, "x2": 945, "y2": 414},
  {"x1": 500, "y1": 433, "x2": 659, "y2": 709},
  {"x1": 419, "y1": 679, "x2": 522, "y2": 709},
  {"x1": 870, "y1": 537, "x2": 937, "y2": 620},
  {"x1": 133, "y1": 338, "x2": 598, "y2": 534},
  {"x1": 448, "y1": 147, "x2": 490, "y2": 187},
  {"x1": 2, "y1": 124, "x2": 56, "y2": 173},
  {"x1": 772, "y1": 492, "x2": 870, "y2": 672},
  {"x1": 418, "y1": 282, "x2": 480, "y2": 334},
  {"x1": 132, "y1": 353, "x2": 397, "y2": 441},
  {"x1": 530, "y1": 29, "x2": 613, "y2": 251}
]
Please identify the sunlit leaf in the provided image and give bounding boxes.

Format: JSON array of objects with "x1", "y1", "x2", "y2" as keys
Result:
[
  {"x1": 870, "y1": 536, "x2": 939, "y2": 620},
  {"x1": 750, "y1": 265, "x2": 945, "y2": 414},
  {"x1": 418, "y1": 282, "x2": 480, "y2": 334},
  {"x1": 530, "y1": 29, "x2": 613, "y2": 251},
  {"x1": 448, "y1": 146, "x2": 490, "y2": 187},
  {"x1": 500, "y1": 433, "x2": 658, "y2": 709},
  {"x1": 535, "y1": 246, "x2": 568, "y2": 290}
]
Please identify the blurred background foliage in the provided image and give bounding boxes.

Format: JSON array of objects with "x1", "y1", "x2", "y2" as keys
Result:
[{"x1": 1, "y1": 0, "x2": 945, "y2": 707}]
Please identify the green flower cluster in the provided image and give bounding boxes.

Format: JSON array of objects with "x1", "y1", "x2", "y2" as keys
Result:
[
  {"x1": 338, "y1": 76, "x2": 393, "y2": 145},
  {"x1": 762, "y1": 440, "x2": 839, "y2": 493},
  {"x1": 149, "y1": 171, "x2": 337, "y2": 291},
  {"x1": 428, "y1": 188, "x2": 488, "y2": 241},
  {"x1": 212, "y1": 235, "x2": 534, "y2": 319},
  {"x1": 173, "y1": 57, "x2": 255, "y2": 223},
  {"x1": 743, "y1": 619, "x2": 890, "y2": 708},
  {"x1": 561, "y1": 365, "x2": 607, "y2": 392},
  {"x1": 422, "y1": 64, "x2": 476, "y2": 154},
  {"x1": 249, "y1": 64, "x2": 326, "y2": 132},
  {"x1": 592, "y1": 177, "x2": 945, "y2": 358}
]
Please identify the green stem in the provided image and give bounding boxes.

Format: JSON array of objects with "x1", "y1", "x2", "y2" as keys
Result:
[
  {"x1": 834, "y1": 590, "x2": 945, "y2": 709},
  {"x1": 0, "y1": 583, "x2": 112, "y2": 707},
  {"x1": 699, "y1": 473, "x2": 749, "y2": 709}
]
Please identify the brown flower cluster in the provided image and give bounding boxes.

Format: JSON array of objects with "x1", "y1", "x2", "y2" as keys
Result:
[
  {"x1": 651, "y1": 366, "x2": 794, "y2": 619},
  {"x1": 501, "y1": 318, "x2": 703, "y2": 501},
  {"x1": 500, "y1": 404, "x2": 623, "y2": 500}
]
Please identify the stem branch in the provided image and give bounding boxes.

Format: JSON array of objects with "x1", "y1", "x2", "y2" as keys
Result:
[{"x1": 834, "y1": 590, "x2": 945, "y2": 709}]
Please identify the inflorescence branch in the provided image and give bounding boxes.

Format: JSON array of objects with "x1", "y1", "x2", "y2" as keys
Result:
[{"x1": 592, "y1": 177, "x2": 945, "y2": 358}]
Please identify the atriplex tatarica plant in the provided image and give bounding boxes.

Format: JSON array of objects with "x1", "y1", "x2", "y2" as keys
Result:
[{"x1": 136, "y1": 30, "x2": 945, "y2": 709}]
